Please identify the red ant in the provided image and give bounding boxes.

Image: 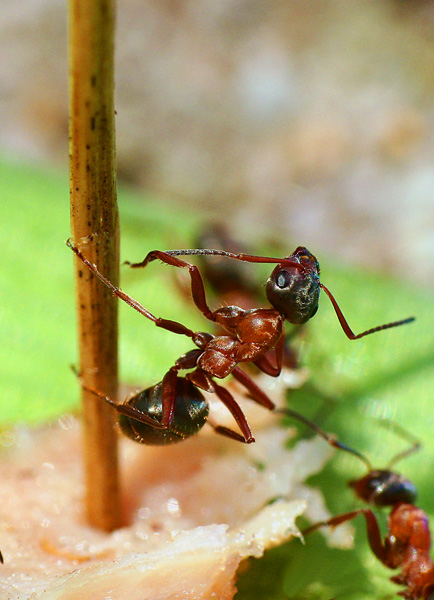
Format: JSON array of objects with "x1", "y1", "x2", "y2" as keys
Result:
[
  {"x1": 290, "y1": 416, "x2": 434, "y2": 600},
  {"x1": 67, "y1": 239, "x2": 414, "y2": 444}
]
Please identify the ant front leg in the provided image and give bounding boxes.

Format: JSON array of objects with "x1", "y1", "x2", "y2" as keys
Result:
[
  {"x1": 67, "y1": 240, "x2": 197, "y2": 340},
  {"x1": 303, "y1": 508, "x2": 387, "y2": 564},
  {"x1": 126, "y1": 251, "x2": 215, "y2": 322}
]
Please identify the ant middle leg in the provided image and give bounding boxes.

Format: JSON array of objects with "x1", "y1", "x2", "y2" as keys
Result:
[
  {"x1": 211, "y1": 381, "x2": 255, "y2": 443},
  {"x1": 207, "y1": 421, "x2": 249, "y2": 443}
]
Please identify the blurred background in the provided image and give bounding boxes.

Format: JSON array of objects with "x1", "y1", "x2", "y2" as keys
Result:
[
  {"x1": 1, "y1": 0, "x2": 434, "y2": 284},
  {"x1": 1, "y1": 2, "x2": 434, "y2": 598}
]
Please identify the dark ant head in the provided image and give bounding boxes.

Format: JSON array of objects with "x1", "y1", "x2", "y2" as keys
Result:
[
  {"x1": 349, "y1": 469, "x2": 417, "y2": 507},
  {"x1": 265, "y1": 247, "x2": 321, "y2": 324}
]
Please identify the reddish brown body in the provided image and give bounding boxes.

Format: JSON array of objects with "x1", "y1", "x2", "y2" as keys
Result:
[
  {"x1": 386, "y1": 504, "x2": 434, "y2": 599},
  {"x1": 199, "y1": 307, "x2": 284, "y2": 377},
  {"x1": 325, "y1": 503, "x2": 434, "y2": 599}
]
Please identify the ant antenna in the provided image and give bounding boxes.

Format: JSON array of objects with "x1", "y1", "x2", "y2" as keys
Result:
[
  {"x1": 275, "y1": 408, "x2": 373, "y2": 471},
  {"x1": 319, "y1": 283, "x2": 415, "y2": 340},
  {"x1": 278, "y1": 408, "x2": 421, "y2": 476},
  {"x1": 148, "y1": 248, "x2": 306, "y2": 271},
  {"x1": 366, "y1": 417, "x2": 421, "y2": 469}
]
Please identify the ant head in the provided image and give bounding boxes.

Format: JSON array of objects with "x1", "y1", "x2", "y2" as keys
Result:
[
  {"x1": 265, "y1": 247, "x2": 321, "y2": 324},
  {"x1": 349, "y1": 469, "x2": 417, "y2": 507}
]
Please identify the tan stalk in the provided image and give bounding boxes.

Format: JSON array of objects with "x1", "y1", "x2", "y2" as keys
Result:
[{"x1": 68, "y1": 0, "x2": 121, "y2": 531}]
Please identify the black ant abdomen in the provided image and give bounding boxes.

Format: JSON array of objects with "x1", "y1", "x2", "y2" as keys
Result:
[{"x1": 119, "y1": 378, "x2": 209, "y2": 445}]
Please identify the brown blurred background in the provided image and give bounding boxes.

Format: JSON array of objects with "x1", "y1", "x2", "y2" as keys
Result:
[{"x1": 2, "y1": 0, "x2": 434, "y2": 283}]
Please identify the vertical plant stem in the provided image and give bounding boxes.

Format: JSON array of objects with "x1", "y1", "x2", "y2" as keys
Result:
[{"x1": 69, "y1": 0, "x2": 121, "y2": 531}]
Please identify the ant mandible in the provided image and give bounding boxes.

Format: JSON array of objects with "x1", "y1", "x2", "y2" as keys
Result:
[
  {"x1": 290, "y1": 416, "x2": 434, "y2": 600},
  {"x1": 68, "y1": 240, "x2": 414, "y2": 444}
]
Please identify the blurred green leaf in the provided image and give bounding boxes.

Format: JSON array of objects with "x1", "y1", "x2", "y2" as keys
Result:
[{"x1": 1, "y1": 157, "x2": 433, "y2": 600}]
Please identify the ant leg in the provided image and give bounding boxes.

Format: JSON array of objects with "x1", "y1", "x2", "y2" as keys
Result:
[
  {"x1": 253, "y1": 333, "x2": 285, "y2": 377},
  {"x1": 72, "y1": 365, "x2": 164, "y2": 428},
  {"x1": 207, "y1": 421, "x2": 249, "y2": 443},
  {"x1": 183, "y1": 368, "x2": 254, "y2": 442},
  {"x1": 160, "y1": 369, "x2": 178, "y2": 428},
  {"x1": 319, "y1": 283, "x2": 415, "y2": 340},
  {"x1": 79, "y1": 381, "x2": 166, "y2": 430},
  {"x1": 304, "y1": 508, "x2": 387, "y2": 564},
  {"x1": 160, "y1": 349, "x2": 203, "y2": 427},
  {"x1": 126, "y1": 251, "x2": 215, "y2": 321},
  {"x1": 231, "y1": 367, "x2": 275, "y2": 410},
  {"x1": 208, "y1": 380, "x2": 255, "y2": 443},
  {"x1": 67, "y1": 240, "x2": 196, "y2": 339}
]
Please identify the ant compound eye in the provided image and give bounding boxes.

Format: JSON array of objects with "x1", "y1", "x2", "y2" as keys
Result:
[{"x1": 276, "y1": 270, "x2": 291, "y2": 289}]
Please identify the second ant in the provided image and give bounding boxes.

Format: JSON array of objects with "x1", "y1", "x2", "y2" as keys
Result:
[{"x1": 284, "y1": 413, "x2": 433, "y2": 600}]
